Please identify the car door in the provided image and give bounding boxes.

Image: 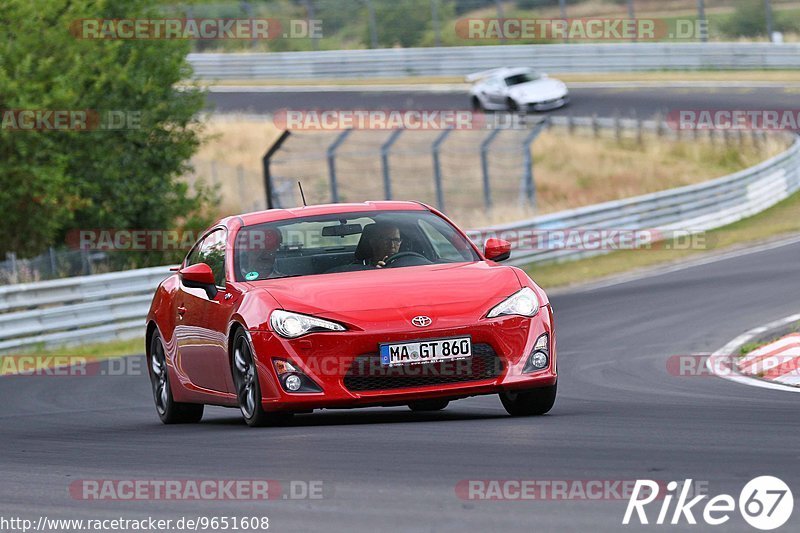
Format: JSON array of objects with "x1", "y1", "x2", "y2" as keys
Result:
[
  {"x1": 483, "y1": 77, "x2": 507, "y2": 107},
  {"x1": 175, "y1": 228, "x2": 235, "y2": 393}
]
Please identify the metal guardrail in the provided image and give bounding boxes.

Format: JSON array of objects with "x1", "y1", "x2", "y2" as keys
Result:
[
  {"x1": 1, "y1": 129, "x2": 798, "y2": 352},
  {"x1": 0, "y1": 266, "x2": 172, "y2": 351},
  {"x1": 188, "y1": 43, "x2": 800, "y2": 80},
  {"x1": 490, "y1": 134, "x2": 800, "y2": 266}
]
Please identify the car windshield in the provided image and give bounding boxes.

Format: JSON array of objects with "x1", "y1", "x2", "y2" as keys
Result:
[
  {"x1": 504, "y1": 72, "x2": 540, "y2": 86},
  {"x1": 234, "y1": 210, "x2": 480, "y2": 281}
]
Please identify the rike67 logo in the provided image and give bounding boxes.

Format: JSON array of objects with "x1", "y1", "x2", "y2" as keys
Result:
[{"x1": 623, "y1": 477, "x2": 793, "y2": 530}]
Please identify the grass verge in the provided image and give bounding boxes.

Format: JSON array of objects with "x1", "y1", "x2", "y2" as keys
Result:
[
  {"x1": 524, "y1": 189, "x2": 800, "y2": 289},
  {"x1": 738, "y1": 322, "x2": 800, "y2": 356}
]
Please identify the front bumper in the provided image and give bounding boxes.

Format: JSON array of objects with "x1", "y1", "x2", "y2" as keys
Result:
[
  {"x1": 249, "y1": 305, "x2": 556, "y2": 412},
  {"x1": 523, "y1": 95, "x2": 569, "y2": 112}
]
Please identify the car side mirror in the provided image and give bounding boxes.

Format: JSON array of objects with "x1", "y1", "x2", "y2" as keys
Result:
[
  {"x1": 180, "y1": 263, "x2": 218, "y2": 299},
  {"x1": 484, "y1": 238, "x2": 511, "y2": 262}
]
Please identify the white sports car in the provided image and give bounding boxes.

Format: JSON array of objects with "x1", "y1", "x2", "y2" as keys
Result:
[{"x1": 467, "y1": 67, "x2": 569, "y2": 112}]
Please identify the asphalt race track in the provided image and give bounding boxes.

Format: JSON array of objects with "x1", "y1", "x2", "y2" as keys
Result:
[
  {"x1": 206, "y1": 86, "x2": 799, "y2": 120},
  {"x1": 1, "y1": 239, "x2": 798, "y2": 532}
]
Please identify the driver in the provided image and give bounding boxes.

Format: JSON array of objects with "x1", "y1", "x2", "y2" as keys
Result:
[
  {"x1": 239, "y1": 227, "x2": 285, "y2": 279},
  {"x1": 365, "y1": 222, "x2": 402, "y2": 268}
]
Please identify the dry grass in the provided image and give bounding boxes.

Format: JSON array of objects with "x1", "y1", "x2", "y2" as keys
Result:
[{"x1": 187, "y1": 115, "x2": 788, "y2": 229}]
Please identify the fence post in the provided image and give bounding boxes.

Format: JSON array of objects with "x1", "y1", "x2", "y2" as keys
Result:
[
  {"x1": 432, "y1": 128, "x2": 453, "y2": 210},
  {"x1": 521, "y1": 119, "x2": 550, "y2": 207},
  {"x1": 262, "y1": 130, "x2": 291, "y2": 209},
  {"x1": 480, "y1": 129, "x2": 502, "y2": 210},
  {"x1": 6, "y1": 252, "x2": 18, "y2": 284},
  {"x1": 302, "y1": 0, "x2": 319, "y2": 50},
  {"x1": 696, "y1": 0, "x2": 707, "y2": 42},
  {"x1": 494, "y1": 0, "x2": 506, "y2": 44},
  {"x1": 327, "y1": 129, "x2": 353, "y2": 203},
  {"x1": 431, "y1": 0, "x2": 441, "y2": 47},
  {"x1": 49, "y1": 247, "x2": 57, "y2": 278},
  {"x1": 237, "y1": 165, "x2": 246, "y2": 209},
  {"x1": 381, "y1": 129, "x2": 403, "y2": 200},
  {"x1": 365, "y1": 0, "x2": 378, "y2": 49},
  {"x1": 636, "y1": 117, "x2": 644, "y2": 146}
]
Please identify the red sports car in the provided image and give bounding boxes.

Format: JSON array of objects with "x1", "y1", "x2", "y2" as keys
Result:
[{"x1": 146, "y1": 201, "x2": 556, "y2": 426}]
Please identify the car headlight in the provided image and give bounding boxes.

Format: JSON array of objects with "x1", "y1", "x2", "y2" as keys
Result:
[
  {"x1": 270, "y1": 310, "x2": 346, "y2": 338},
  {"x1": 486, "y1": 287, "x2": 540, "y2": 318}
]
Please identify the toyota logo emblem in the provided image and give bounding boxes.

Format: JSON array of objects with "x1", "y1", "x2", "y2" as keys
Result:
[{"x1": 411, "y1": 316, "x2": 432, "y2": 327}]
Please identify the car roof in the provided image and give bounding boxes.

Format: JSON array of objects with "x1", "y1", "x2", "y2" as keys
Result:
[
  {"x1": 475, "y1": 67, "x2": 531, "y2": 83},
  {"x1": 218, "y1": 201, "x2": 430, "y2": 228}
]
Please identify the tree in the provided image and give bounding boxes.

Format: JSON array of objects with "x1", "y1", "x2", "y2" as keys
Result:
[
  {"x1": 0, "y1": 0, "x2": 214, "y2": 260},
  {"x1": 367, "y1": 0, "x2": 433, "y2": 48}
]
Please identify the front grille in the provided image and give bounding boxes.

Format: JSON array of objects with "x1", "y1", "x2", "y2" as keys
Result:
[{"x1": 343, "y1": 343, "x2": 503, "y2": 392}]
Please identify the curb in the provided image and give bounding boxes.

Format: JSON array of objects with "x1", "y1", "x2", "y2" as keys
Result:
[{"x1": 707, "y1": 313, "x2": 800, "y2": 393}]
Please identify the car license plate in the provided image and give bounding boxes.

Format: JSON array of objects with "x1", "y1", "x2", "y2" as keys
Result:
[{"x1": 380, "y1": 337, "x2": 472, "y2": 367}]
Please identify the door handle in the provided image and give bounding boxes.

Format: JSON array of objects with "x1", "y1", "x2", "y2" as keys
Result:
[{"x1": 177, "y1": 306, "x2": 187, "y2": 318}]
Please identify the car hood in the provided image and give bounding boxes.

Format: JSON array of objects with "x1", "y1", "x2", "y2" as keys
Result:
[
  {"x1": 509, "y1": 78, "x2": 568, "y2": 102},
  {"x1": 253, "y1": 262, "x2": 522, "y2": 328}
]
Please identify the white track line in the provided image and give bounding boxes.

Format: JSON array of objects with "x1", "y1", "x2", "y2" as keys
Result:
[{"x1": 707, "y1": 313, "x2": 800, "y2": 393}]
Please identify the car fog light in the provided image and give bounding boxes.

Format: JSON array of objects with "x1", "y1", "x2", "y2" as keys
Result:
[
  {"x1": 530, "y1": 351, "x2": 548, "y2": 370},
  {"x1": 284, "y1": 374, "x2": 302, "y2": 392}
]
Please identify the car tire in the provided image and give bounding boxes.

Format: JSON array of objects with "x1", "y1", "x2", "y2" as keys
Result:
[
  {"x1": 232, "y1": 328, "x2": 294, "y2": 428},
  {"x1": 408, "y1": 399, "x2": 450, "y2": 412},
  {"x1": 148, "y1": 331, "x2": 204, "y2": 424},
  {"x1": 471, "y1": 96, "x2": 483, "y2": 111},
  {"x1": 506, "y1": 98, "x2": 520, "y2": 112},
  {"x1": 499, "y1": 384, "x2": 556, "y2": 416}
]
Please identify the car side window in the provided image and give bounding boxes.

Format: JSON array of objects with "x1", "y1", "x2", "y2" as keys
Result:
[
  {"x1": 418, "y1": 220, "x2": 469, "y2": 261},
  {"x1": 184, "y1": 242, "x2": 202, "y2": 268},
  {"x1": 486, "y1": 78, "x2": 502, "y2": 91},
  {"x1": 197, "y1": 229, "x2": 227, "y2": 287}
]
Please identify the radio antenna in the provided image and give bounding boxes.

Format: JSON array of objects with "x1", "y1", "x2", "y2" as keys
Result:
[{"x1": 298, "y1": 181, "x2": 307, "y2": 207}]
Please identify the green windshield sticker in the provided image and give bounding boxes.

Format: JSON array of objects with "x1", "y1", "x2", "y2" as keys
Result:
[{"x1": 245, "y1": 271, "x2": 259, "y2": 281}]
